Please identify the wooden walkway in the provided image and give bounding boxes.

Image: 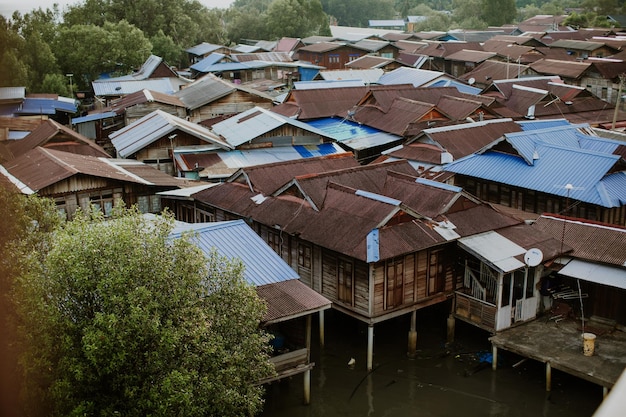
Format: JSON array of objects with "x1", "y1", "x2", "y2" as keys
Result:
[{"x1": 489, "y1": 317, "x2": 626, "y2": 392}]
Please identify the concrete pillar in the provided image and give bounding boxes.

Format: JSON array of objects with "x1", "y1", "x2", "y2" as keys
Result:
[
  {"x1": 367, "y1": 324, "x2": 374, "y2": 371},
  {"x1": 492, "y1": 345, "x2": 498, "y2": 371},
  {"x1": 447, "y1": 314, "x2": 455, "y2": 344},
  {"x1": 408, "y1": 311, "x2": 417, "y2": 358},
  {"x1": 306, "y1": 315, "x2": 312, "y2": 362},
  {"x1": 319, "y1": 310, "x2": 325, "y2": 348},
  {"x1": 546, "y1": 362, "x2": 552, "y2": 392},
  {"x1": 303, "y1": 369, "x2": 311, "y2": 405}
]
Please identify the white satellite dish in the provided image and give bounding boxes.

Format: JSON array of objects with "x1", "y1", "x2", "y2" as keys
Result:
[
  {"x1": 524, "y1": 248, "x2": 543, "y2": 267},
  {"x1": 468, "y1": 77, "x2": 475, "y2": 85}
]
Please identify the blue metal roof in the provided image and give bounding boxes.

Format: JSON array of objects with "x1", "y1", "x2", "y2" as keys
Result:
[
  {"x1": 517, "y1": 118, "x2": 571, "y2": 131},
  {"x1": 190, "y1": 53, "x2": 226, "y2": 72},
  {"x1": 445, "y1": 143, "x2": 621, "y2": 207},
  {"x1": 600, "y1": 172, "x2": 626, "y2": 207},
  {"x1": 169, "y1": 219, "x2": 299, "y2": 286},
  {"x1": 72, "y1": 111, "x2": 117, "y2": 124},
  {"x1": 16, "y1": 97, "x2": 77, "y2": 115},
  {"x1": 305, "y1": 117, "x2": 402, "y2": 151}
]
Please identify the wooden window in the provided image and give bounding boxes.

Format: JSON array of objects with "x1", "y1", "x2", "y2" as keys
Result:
[
  {"x1": 427, "y1": 249, "x2": 445, "y2": 295},
  {"x1": 337, "y1": 258, "x2": 354, "y2": 305},
  {"x1": 267, "y1": 230, "x2": 281, "y2": 255},
  {"x1": 298, "y1": 243, "x2": 312, "y2": 269},
  {"x1": 386, "y1": 258, "x2": 404, "y2": 309},
  {"x1": 196, "y1": 209, "x2": 215, "y2": 223},
  {"x1": 137, "y1": 195, "x2": 161, "y2": 214}
]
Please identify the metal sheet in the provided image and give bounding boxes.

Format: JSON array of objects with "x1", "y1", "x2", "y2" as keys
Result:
[{"x1": 559, "y1": 259, "x2": 626, "y2": 290}]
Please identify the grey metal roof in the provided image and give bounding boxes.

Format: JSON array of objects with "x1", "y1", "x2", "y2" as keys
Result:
[
  {"x1": 376, "y1": 67, "x2": 450, "y2": 87},
  {"x1": 210, "y1": 106, "x2": 331, "y2": 147},
  {"x1": 92, "y1": 78, "x2": 183, "y2": 96},
  {"x1": 16, "y1": 97, "x2": 78, "y2": 115},
  {"x1": 457, "y1": 230, "x2": 526, "y2": 273},
  {"x1": 174, "y1": 74, "x2": 235, "y2": 110},
  {"x1": 319, "y1": 69, "x2": 384, "y2": 84},
  {"x1": 0, "y1": 86, "x2": 25, "y2": 101},
  {"x1": 185, "y1": 42, "x2": 225, "y2": 56},
  {"x1": 169, "y1": 219, "x2": 299, "y2": 286},
  {"x1": 72, "y1": 111, "x2": 117, "y2": 124},
  {"x1": 110, "y1": 109, "x2": 232, "y2": 158}
]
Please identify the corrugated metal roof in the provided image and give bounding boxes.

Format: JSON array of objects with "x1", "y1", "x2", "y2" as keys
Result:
[
  {"x1": 533, "y1": 214, "x2": 626, "y2": 267},
  {"x1": 306, "y1": 118, "x2": 401, "y2": 148},
  {"x1": 176, "y1": 143, "x2": 348, "y2": 180},
  {"x1": 185, "y1": 42, "x2": 225, "y2": 56},
  {"x1": 445, "y1": 143, "x2": 621, "y2": 207},
  {"x1": 189, "y1": 53, "x2": 227, "y2": 72},
  {"x1": 517, "y1": 118, "x2": 571, "y2": 131},
  {"x1": 16, "y1": 97, "x2": 77, "y2": 115},
  {"x1": 211, "y1": 106, "x2": 331, "y2": 147},
  {"x1": 458, "y1": 231, "x2": 526, "y2": 273},
  {"x1": 319, "y1": 69, "x2": 384, "y2": 84},
  {"x1": 272, "y1": 86, "x2": 367, "y2": 120},
  {"x1": 174, "y1": 73, "x2": 235, "y2": 110},
  {"x1": 345, "y1": 55, "x2": 394, "y2": 69},
  {"x1": 530, "y1": 59, "x2": 591, "y2": 79},
  {"x1": 428, "y1": 79, "x2": 482, "y2": 95},
  {"x1": 109, "y1": 89, "x2": 185, "y2": 113},
  {"x1": 445, "y1": 49, "x2": 496, "y2": 63},
  {"x1": 256, "y1": 279, "x2": 331, "y2": 324},
  {"x1": 559, "y1": 259, "x2": 626, "y2": 289},
  {"x1": 72, "y1": 111, "x2": 117, "y2": 124},
  {"x1": 294, "y1": 80, "x2": 366, "y2": 89},
  {"x1": 377, "y1": 67, "x2": 448, "y2": 87},
  {"x1": 352, "y1": 39, "x2": 395, "y2": 52},
  {"x1": 0, "y1": 87, "x2": 25, "y2": 101},
  {"x1": 549, "y1": 39, "x2": 609, "y2": 51},
  {"x1": 92, "y1": 78, "x2": 181, "y2": 96},
  {"x1": 169, "y1": 219, "x2": 299, "y2": 286},
  {"x1": 110, "y1": 109, "x2": 231, "y2": 158}
]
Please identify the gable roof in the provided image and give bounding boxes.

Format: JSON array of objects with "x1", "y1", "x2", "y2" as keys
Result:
[
  {"x1": 174, "y1": 73, "x2": 236, "y2": 110},
  {"x1": 445, "y1": 49, "x2": 497, "y2": 63},
  {"x1": 529, "y1": 58, "x2": 591, "y2": 79},
  {"x1": 2, "y1": 147, "x2": 183, "y2": 192},
  {"x1": 210, "y1": 106, "x2": 332, "y2": 147},
  {"x1": 108, "y1": 89, "x2": 185, "y2": 114},
  {"x1": 0, "y1": 119, "x2": 109, "y2": 163},
  {"x1": 110, "y1": 109, "x2": 232, "y2": 158},
  {"x1": 445, "y1": 124, "x2": 626, "y2": 207},
  {"x1": 272, "y1": 86, "x2": 366, "y2": 120},
  {"x1": 319, "y1": 69, "x2": 384, "y2": 84},
  {"x1": 376, "y1": 67, "x2": 452, "y2": 87},
  {"x1": 186, "y1": 42, "x2": 226, "y2": 56}
]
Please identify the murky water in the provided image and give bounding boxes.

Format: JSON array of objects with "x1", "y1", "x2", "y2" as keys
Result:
[{"x1": 261, "y1": 305, "x2": 603, "y2": 417}]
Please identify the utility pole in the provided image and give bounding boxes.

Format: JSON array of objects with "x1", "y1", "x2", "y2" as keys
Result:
[
  {"x1": 66, "y1": 73, "x2": 74, "y2": 98},
  {"x1": 611, "y1": 73, "x2": 625, "y2": 130}
]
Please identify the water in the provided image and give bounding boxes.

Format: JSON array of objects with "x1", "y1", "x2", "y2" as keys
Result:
[{"x1": 261, "y1": 305, "x2": 603, "y2": 417}]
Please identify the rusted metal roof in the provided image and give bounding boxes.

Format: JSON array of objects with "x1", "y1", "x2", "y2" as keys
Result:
[
  {"x1": 420, "y1": 119, "x2": 522, "y2": 160},
  {"x1": 530, "y1": 59, "x2": 591, "y2": 79},
  {"x1": 257, "y1": 279, "x2": 331, "y2": 324},
  {"x1": 1, "y1": 119, "x2": 109, "y2": 163},
  {"x1": 231, "y1": 153, "x2": 358, "y2": 195},
  {"x1": 298, "y1": 42, "x2": 346, "y2": 53},
  {"x1": 384, "y1": 143, "x2": 444, "y2": 165},
  {"x1": 435, "y1": 95, "x2": 486, "y2": 121},
  {"x1": 353, "y1": 97, "x2": 441, "y2": 136},
  {"x1": 445, "y1": 49, "x2": 496, "y2": 63},
  {"x1": 417, "y1": 41, "x2": 484, "y2": 58},
  {"x1": 272, "y1": 86, "x2": 366, "y2": 120},
  {"x1": 532, "y1": 214, "x2": 626, "y2": 267},
  {"x1": 108, "y1": 89, "x2": 185, "y2": 114},
  {"x1": 193, "y1": 161, "x2": 521, "y2": 262},
  {"x1": 3, "y1": 148, "x2": 182, "y2": 192}
]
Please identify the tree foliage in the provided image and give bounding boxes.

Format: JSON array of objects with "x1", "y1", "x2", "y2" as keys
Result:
[
  {"x1": 12, "y1": 207, "x2": 274, "y2": 416},
  {"x1": 321, "y1": 0, "x2": 395, "y2": 27}
]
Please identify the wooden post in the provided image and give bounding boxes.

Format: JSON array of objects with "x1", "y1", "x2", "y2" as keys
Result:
[
  {"x1": 408, "y1": 311, "x2": 417, "y2": 358},
  {"x1": 319, "y1": 310, "x2": 325, "y2": 348},
  {"x1": 306, "y1": 315, "x2": 312, "y2": 362},
  {"x1": 447, "y1": 314, "x2": 455, "y2": 344},
  {"x1": 367, "y1": 324, "x2": 374, "y2": 371},
  {"x1": 492, "y1": 345, "x2": 498, "y2": 371},
  {"x1": 546, "y1": 362, "x2": 552, "y2": 392},
  {"x1": 303, "y1": 369, "x2": 311, "y2": 405}
]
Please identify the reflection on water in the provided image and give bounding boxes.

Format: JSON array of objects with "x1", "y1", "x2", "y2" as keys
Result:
[{"x1": 261, "y1": 306, "x2": 602, "y2": 417}]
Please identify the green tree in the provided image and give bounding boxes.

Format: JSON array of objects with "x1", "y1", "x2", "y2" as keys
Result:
[
  {"x1": 481, "y1": 0, "x2": 516, "y2": 26},
  {"x1": 321, "y1": 0, "x2": 395, "y2": 27},
  {"x1": 266, "y1": 0, "x2": 328, "y2": 39},
  {"x1": 53, "y1": 21, "x2": 152, "y2": 91},
  {"x1": 13, "y1": 207, "x2": 274, "y2": 416}
]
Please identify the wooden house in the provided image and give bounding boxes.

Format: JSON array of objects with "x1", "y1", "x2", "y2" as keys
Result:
[
  {"x1": 444, "y1": 50, "x2": 497, "y2": 78},
  {"x1": 547, "y1": 40, "x2": 619, "y2": 59},
  {"x1": 0, "y1": 119, "x2": 110, "y2": 163},
  {"x1": 174, "y1": 74, "x2": 274, "y2": 124},
  {"x1": 444, "y1": 120, "x2": 626, "y2": 227},
  {"x1": 296, "y1": 42, "x2": 367, "y2": 70},
  {"x1": 169, "y1": 219, "x2": 331, "y2": 405},
  {"x1": 1, "y1": 147, "x2": 189, "y2": 218},
  {"x1": 165, "y1": 158, "x2": 521, "y2": 370},
  {"x1": 109, "y1": 109, "x2": 232, "y2": 176},
  {"x1": 185, "y1": 42, "x2": 231, "y2": 64}
]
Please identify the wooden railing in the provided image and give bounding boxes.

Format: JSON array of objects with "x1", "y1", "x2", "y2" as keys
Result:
[{"x1": 455, "y1": 291, "x2": 497, "y2": 331}]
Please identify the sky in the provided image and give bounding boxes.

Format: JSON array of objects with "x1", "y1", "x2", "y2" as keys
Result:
[{"x1": 1, "y1": 0, "x2": 234, "y2": 19}]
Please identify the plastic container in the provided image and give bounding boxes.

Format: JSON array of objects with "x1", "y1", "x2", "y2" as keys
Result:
[{"x1": 583, "y1": 332, "x2": 596, "y2": 356}]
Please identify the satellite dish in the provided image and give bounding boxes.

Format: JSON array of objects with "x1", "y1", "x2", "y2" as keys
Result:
[
  {"x1": 468, "y1": 77, "x2": 475, "y2": 85},
  {"x1": 524, "y1": 248, "x2": 543, "y2": 267}
]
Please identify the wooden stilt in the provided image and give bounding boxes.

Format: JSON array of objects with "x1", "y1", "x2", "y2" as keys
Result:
[
  {"x1": 408, "y1": 311, "x2": 417, "y2": 358},
  {"x1": 319, "y1": 310, "x2": 325, "y2": 348},
  {"x1": 546, "y1": 362, "x2": 552, "y2": 392},
  {"x1": 303, "y1": 369, "x2": 311, "y2": 405},
  {"x1": 492, "y1": 345, "x2": 498, "y2": 371},
  {"x1": 367, "y1": 324, "x2": 374, "y2": 371}
]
